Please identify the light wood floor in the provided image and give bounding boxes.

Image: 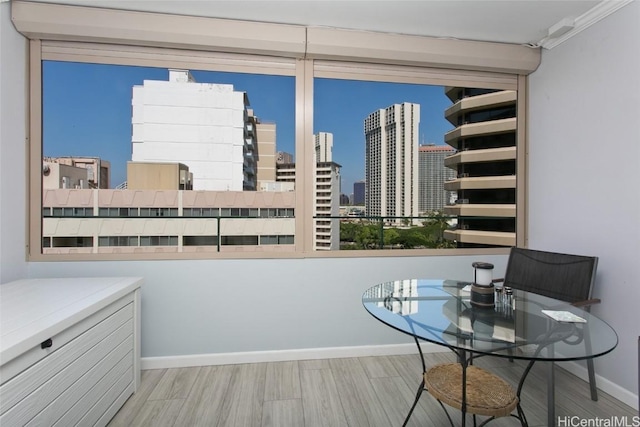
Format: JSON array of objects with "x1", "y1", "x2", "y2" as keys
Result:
[{"x1": 108, "y1": 352, "x2": 637, "y2": 427}]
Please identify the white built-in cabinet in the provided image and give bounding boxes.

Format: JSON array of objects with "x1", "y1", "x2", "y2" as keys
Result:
[{"x1": 0, "y1": 277, "x2": 143, "y2": 426}]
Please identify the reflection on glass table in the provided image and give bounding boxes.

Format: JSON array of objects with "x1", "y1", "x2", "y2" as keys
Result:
[{"x1": 362, "y1": 279, "x2": 618, "y2": 427}]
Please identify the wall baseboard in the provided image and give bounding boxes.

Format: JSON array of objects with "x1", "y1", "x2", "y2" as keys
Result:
[
  {"x1": 142, "y1": 344, "x2": 638, "y2": 412},
  {"x1": 141, "y1": 342, "x2": 448, "y2": 370}
]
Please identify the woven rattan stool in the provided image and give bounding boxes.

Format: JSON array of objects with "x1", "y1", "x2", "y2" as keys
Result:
[{"x1": 424, "y1": 363, "x2": 519, "y2": 419}]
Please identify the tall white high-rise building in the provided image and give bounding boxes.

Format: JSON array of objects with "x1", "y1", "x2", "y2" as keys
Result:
[
  {"x1": 364, "y1": 102, "x2": 420, "y2": 224},
  {"x1": 131, "y1": 69, "x2": 257, "y2": 191},
  {"x1": 315, "y1": 132, "x2": 333, "y2": 162},
  {"x1": 275, "y1": 133, "x2": 340, "y2": 250},
  {"x1": 313, "y1": 132, "x2": 339, "y2": 250}
]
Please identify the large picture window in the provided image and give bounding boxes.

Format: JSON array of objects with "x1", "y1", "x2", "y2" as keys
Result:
[{"x1": 22, "y1": 4, "x2": 529, "y2": 260}]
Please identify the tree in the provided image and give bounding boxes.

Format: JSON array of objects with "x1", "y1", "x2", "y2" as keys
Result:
[
  {"x1": 396, "y1": 230, "x2": 428, "y2": 249},
  {"x1": 340, "y1": 222, "x2": 358, "y2": 243},
  {"x1": 356, "y1": 224, "x2": 379, "y2": 249},
  {"x1": 383, "y1": 228, "x2": 400, "y2": 247}
]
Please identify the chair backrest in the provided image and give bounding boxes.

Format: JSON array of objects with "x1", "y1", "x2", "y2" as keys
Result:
[{"x1": 503, "y1": 247, "x2": 598, "y2": 304}]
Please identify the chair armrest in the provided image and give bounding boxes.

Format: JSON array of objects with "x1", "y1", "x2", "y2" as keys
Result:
[{"x1": 571, "y1": 298, "x2": 601, "y2": 308}]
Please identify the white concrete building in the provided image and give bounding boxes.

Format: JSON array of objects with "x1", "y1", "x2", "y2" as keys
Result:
[
  {"x1": 131, "y1": 69, "x2": 256, "y2": 191},
  {"x1": 313, "y1": 132, "x2": 338, "y2": 250},
  {"x1": 275, "y1": 133, "x2": 340, "y2": 250},
  {"x1": 315, "y1": 132, "x2": 333, "y2": 162},
  {"x1": 313, "y1": 161, "x2": 341, "y2": 250},
  {"x1": 364, "y1": 102, "x2": 420, "y2": 224}
]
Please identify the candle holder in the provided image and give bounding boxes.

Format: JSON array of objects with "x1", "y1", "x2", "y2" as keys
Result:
[{"x1": 471, "y1": 261, "x2": 495, "y2": 308}]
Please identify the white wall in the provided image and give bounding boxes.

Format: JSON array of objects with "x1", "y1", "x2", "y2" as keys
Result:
[
  {"x1": 529, "y1": 0, "x2": 639, "y2": 404},
  {"x1": 27, "y1": 255, "x2": 508, "y2": 360},
  {"x1": 0, "y1": 1, "x2": 28, "y2": 283}
]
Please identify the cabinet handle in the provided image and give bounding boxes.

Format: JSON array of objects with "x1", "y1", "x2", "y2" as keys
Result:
[{"x1": 41, "y1": 338, "x2": 53, "y2": 349}]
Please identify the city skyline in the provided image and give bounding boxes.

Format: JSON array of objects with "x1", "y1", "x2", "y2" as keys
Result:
[{"x1": 43, "y1": 61, "x2": 454, "y2": 193}]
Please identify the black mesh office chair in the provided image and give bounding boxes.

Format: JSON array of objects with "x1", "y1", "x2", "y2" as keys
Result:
[{"x1": 497, "y1": 247, "x2": 600, "y2": 401}]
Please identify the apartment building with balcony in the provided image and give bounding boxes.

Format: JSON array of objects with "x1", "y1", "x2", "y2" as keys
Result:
[
  {"x1": 42, "y1": 161, "x2": 292, "y2": 254},
  {"x1": 42, "y1": 187, "x2": 295, "y2": 254},
  {"x1": 313, "y1": 132, "x2": 340, "y2": 250},
  {"x1": 442, "y1": 88, "x2": 518, "y2": 247},
  {"x1": 131, "y1": 69, "x2": 257, "y2": 191},
  {"x1": 313, "y1": 161, "x2": 341, "y2": 250},
  {"x1": 364, "y1": 103, "x2": 420, "y2": 225}
]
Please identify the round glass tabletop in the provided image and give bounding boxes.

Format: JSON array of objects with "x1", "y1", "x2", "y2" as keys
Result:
[{"x1": 362, "y1": 279, "x2": 618, "y2": 361}]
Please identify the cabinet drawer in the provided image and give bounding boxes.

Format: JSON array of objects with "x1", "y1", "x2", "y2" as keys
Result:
[
  {"x1": 0, "y1": 303, "x2": 133, "y2": 417},
  {"x1": 70, "y1": 365, "x2": 134, "y2": 427},
  {"x1": 3, "y1": 332, "x2": 133, "y2": 426},
  {"x1": 0, "y1": 293, "x2": 133, "y2": 384},
  {"x1": 27, "y1": 341, "x2": 134, "y2": 426}
]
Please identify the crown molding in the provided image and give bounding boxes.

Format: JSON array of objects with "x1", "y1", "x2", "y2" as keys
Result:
[{"x1": 541, "y1": 0, "x2": 634, "y2": 49}]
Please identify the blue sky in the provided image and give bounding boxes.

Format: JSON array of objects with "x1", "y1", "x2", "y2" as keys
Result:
[{"x1": 43, "y1": 61, "x2": 453, "y2": 192}]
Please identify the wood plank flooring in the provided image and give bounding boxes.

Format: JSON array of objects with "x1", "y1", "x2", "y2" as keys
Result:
[{"x1": 109, "y1": 353, "x2": 637, "y2": 427}]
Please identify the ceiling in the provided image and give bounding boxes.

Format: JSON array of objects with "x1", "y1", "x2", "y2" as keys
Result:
[{"x1": 24, "y1": 0, "x2": 611, "y2": 47}]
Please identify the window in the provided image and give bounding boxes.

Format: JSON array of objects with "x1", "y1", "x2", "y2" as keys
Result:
[
  {"x1": 23, "y1": 2, "x2": 530, "y2": 260},
  {"x1": 39, "y1": 58, "x2": 296, "y2": 256},
  {"x1": 139, "y1": 208, "x2": 178, "y2": 218},
  {"x1": 183, "y1": 208, "x2": 220, "y2": 217},
  {"x1": 260, "y1": 235, "x2": 295, "y2": 245},
  {"x1": 221, "y1": 235, "x2": 259, "y2": 246},
  {"x1": 183, "y1": 236, "x2": 218, "y2": 246},
  {"x1": 313, "y1": 65, "x2": 520, "y2": 250},
  {"x1": 51, "y1": 237, "x2": 93, "y2": 248},
  {"x1": 98, "y1": 236, "x2": 139, "y2": 247},
  {"x1": 45, "y1": 207, "x2": 94, "y2": 217},
  {"x1": 140, "y1": 236, "x2": 179, "y2": 246},
  {"x1": 98, "y1": 208, "x2": 138, "y2": 217}
]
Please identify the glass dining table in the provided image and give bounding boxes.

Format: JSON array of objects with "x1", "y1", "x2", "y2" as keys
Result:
[{"x1": 362, "y1": 279, "x2": 618, "y2": 427}]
